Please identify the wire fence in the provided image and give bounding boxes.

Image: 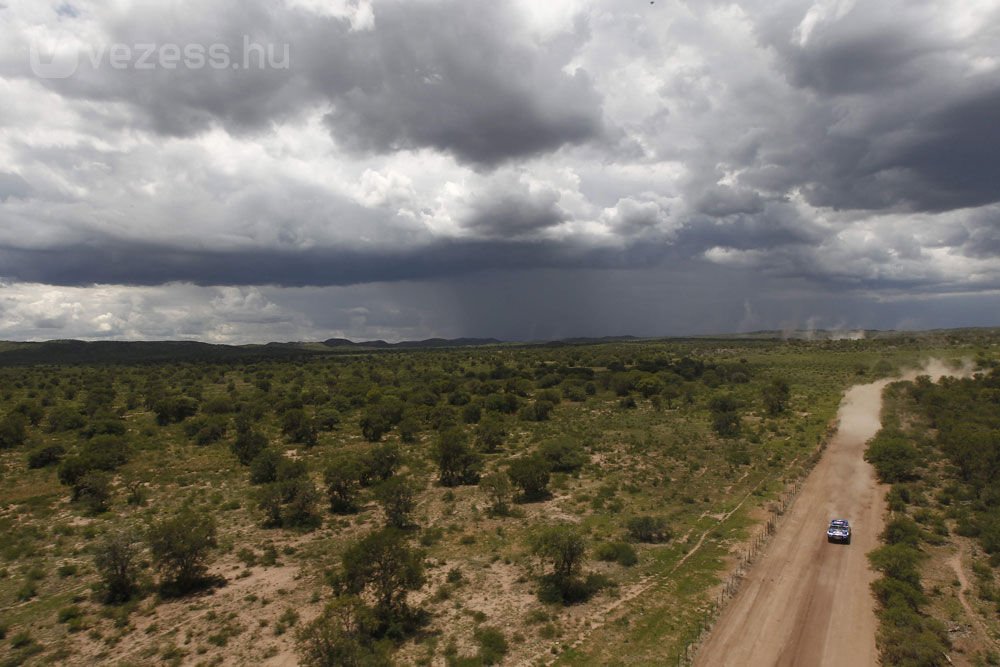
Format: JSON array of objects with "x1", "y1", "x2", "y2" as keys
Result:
[{"x1": 674, "y1": 420, "x2": 839, "y2": 666}]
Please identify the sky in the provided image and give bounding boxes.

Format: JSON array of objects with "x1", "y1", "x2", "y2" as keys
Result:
[{"x1": 0, "y1": 0, "x2": 999, "y2": 343}]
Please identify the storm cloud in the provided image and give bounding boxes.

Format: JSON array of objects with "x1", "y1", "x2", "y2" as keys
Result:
[{"x1": 0, "y1": 0, "x2": 998, "y2": 342}]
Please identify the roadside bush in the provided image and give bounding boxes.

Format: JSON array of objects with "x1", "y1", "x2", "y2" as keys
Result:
[{"x1": 865, "y1": 429, "x2": 922, "y2": 483}]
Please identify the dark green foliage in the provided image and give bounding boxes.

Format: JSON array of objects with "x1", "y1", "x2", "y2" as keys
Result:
[
  {"x1": 325, "y1": 453, "x2": 362, "y2": 514},
  {"x1": 626, "y1": 515, "x2": 671, "y2": 543},
  {"x1": 374, "y1": 476, "x2": 418, "y2": 529},
  {"x1": 479, "y1": 471, "x2": 514, "y2": 516},
  {"x1": 231, "y1": 429, "x2": 268, "y2": 465},
  {"x1": 147, "y1": 506, "x2": 218, "y2": 595},
  {"x1": 295, "y1": 595, "x2": 390, "y2": 667},
  {"x1": 45, "y1": 406, "x2": 86, "y2": 432},
  {"x1": 317, "y1": 408, "x2": 341, "y2": 431},
  {"x1": 708, "y1": 394, "x2": 741, "y2": 438},
  {"x1": 13, "y1": 400, "x2": 45, "y2": 427},
  {"x1": 27, "y1": 444, "x2": 65, "y2": 469},
  {"x1": 83, "y1": 417, "x2": 127, "y2": 439},
  {"x1": 185, "y1": 415, "x2": 228, "y2": 446},
  {"x1": 58, "y1": 435, "x2": 130, "y2": 498},
  {"x1": 433, "y1": 427, "x2": 481, "y2": 486},
  {"x1": 152, "y1": 395, "x2": 198, "y2": 425},
  {"x1": 531, "y1": 525, "x2": 601, "y2": 604},
  {"x1": 594, "y1": 541, "x2": 638, "y2": 566},
  {"x1": 282, "y1": 408, "x2": 318, "y2": 446},
  {"x1": 519, "y1": 400, "x2": 554, "y2": 422},
  {"x1": 359, "y1": 443, "x2": 400, "y2": 486},
  {"x1": 473, "y1": 626, "x2": 508, "y2": 665},
  {"x1": 0, "y1": 412, "x2": 27, "y2": 449},
  {"x1": 475, "y1": 417, "x2": 506, "y2": 452},
  {"x1": 865, "y1": 429, "x2": 922, "y2": 483},
  {"x1": 94, "y1": 529, "x2": 141, "y2": 603},
  {"x1": 340, "y1": 528, "x2": 425, "y2": 631},
  {"x1": 483, "y1": 392, "x2": 519, "y2": 414},
  {"x1": 258, "y1": 476, "x2": 321, "y2": 529},
  {"x1": 761, "y1": 378, "x2": 791, "y2": 416},
  {"x1": 249, "y1": 449, "x2": 283, "y2": 484},
  {"x1": 76, "y1": 470, "x2": 113, "y2": 513},
  {"x1": 508, "y1": 454, "x2": 551, "y2": 501},
  {"x1": 538, "y1": 438, "x2": 586, "y2": 472}
]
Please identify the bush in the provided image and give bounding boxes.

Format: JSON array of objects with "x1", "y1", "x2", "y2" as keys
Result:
[
  {"x1": 340, "y1": 528, "x2": 425, "y2": 633},
  {"x1": 626, "y1": 516, "x2": 671, "y2": 543},
  {"x1": 296, "y1": 596, "x2": 390, "y2": 667},
  {"x1": 594, "y1": 541, "x2": 638, "y2": 567},
  {"x1": 519, "y1": 400, "x2": 554, "y2": 422},
  {"x1": 46, "y1": 406, "x2": 86, "y2": 433},
  {"x1": 479, "y1": 471, "x2": 514, "y2": 516},
  {"x1": 474, "y1": 626, "x2": 508, "y2": 665},
  {"x1": 325, "y1": 453, "x2": 362, "y2": 514},
  {"x1": 538, "y1": 438, "x2": 586, "y2": 472},
  {"x1": 0, "y1": 412, "x2": 27, "y2": 449},
  {"x1": 475, "y1": 418, "x2": 506, "y2": 452},
  {"x1": 865, "y1": 430, "x2": 922, "y2": 483},
  {"x1": 508, "y1": 455, "x2": 551, "y2": 501},
  {"x1": 27, "y1": 444, "x2": 66, "y2": 469},
  {"x1": 231, "y1": 429, "x2": 268, "y2": 465},
  {"x1": 94, "y1": 529, "x2": 141, "y2": 603},
  {"x1": 76, "y1": 470, "x2": 113, "y2": 513},
  {"x1": 374, "y1": 476, "x2": 418, "y2": 529},
  {"x1": 433, "y1": 427, "x2": 481, "y2": 487},
  {"x1": 152, "y1": 396, "x2": 198, "y2": 425},
  {"x1": 250, "y1": 449, "x2": 283, "y2": 485},
  {"x1": 147, "y1": 506, "x2": 218, "y2": 596}
]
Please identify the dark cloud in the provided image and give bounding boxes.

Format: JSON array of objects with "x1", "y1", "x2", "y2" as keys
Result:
[
  {"x1": 321, "y1": 2, "x2": 602, "y2": 165},
  {"x1": 16, "y1": 0, "x2": 602, "y2": 165},
  {"x1": 0, "y1": 172, "x2": 31, "y2": 200}
]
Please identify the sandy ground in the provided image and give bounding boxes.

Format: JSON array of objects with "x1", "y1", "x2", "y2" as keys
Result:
[{"x1": 696, "y1": 361, "x2": 965, "y2": 667}]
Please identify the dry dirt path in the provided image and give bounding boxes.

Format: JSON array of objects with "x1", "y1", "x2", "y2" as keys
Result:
[{"x1": 695, "y1": 361, "x2": 962, "y2": 667}]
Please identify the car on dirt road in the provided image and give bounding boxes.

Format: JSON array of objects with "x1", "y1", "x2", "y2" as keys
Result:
[{"x1": 827, "y1": 519, "x2": 851, "y2": 544}]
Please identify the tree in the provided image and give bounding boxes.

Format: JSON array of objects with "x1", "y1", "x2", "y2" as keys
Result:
[
  {"x1": 626, "y1": 515, "x2": 671, "y2": 543},
  {"x1": 231, "y1": 429, "x2": 268, "y2": 466},
  {"x1": 762, "y1": 378, "x2": 791, "y2": 416},
  {"x1": 475, "y1": 417, "x2": 506, "y2": 453},
  {"x1": 340, "y1": 528, "x2": 425, "y2": 631},
  {"x1": 374, "y1": 476, "x2": 417, "y2": 529},
  {"x1": 865, "y1": 430, "x2": 922, "y2": 483},
  {"x1": 77, "y1": 470, "x2": 113, "y2": 514},
  {"x1": 360, "y1": 443, "x2": 400, "y2": 486},
  {"x1": 249, "y1": 449, "x2": 283, "y2": 485},
  {"x1": 532, "y1": 525, "x2": 586, "y2": 581},
  {"x1": 539, "y1": 438, "x2": 586, "y2": 472},
  {"x1": 0, "y1": 412, "x2": 27, "y2": 449},
  {"x1": 325, "y1": 453, "x2": 362, "y2": 514},
  {"x1": 152, "y1": 396, "x2": 198, "y2": 425},
  {"x1": 432, "y1": 427, "x2": 481, "y2": 487},
  {"x1": 479, "y1": 471, "x2": 513, "y2": 516},
  {"x1": 147, "y1": 506, "x2": 218, "y2": 595},
  {"x1": 709, "y1": 394, "x2": 741, "y2": 438},
  {"x1": 323, "y1": 453, "x2": 361, "y2": 514},
  {"x1": 296, "y1": 596, "x2": 389, "y2": 667},
  {"x1": 282, "y1": 408, "x2": 318, "y2": 446},
  {"x1": 508, "y1": 454, "x2": 551, "y2": 501},
  {"x1": 94, "y1": 529, "x2": 141, "y2": 603}
]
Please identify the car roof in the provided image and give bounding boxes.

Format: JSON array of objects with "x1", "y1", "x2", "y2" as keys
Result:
[{"x1": 829, "y1": 519, "x2": 849, "y2": 525}]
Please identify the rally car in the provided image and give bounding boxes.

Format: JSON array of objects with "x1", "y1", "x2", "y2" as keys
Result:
[{"x1": 827, "y1": 519, "x2": 851, "y2": 544}]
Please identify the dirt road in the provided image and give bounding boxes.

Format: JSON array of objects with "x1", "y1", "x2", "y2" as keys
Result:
[{"x1": 695, "y1": 362, "x2": 961, "y2": 667}]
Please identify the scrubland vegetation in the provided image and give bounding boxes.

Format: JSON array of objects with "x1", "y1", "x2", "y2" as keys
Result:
[
  {"x1": 866, "y1": 353, "x2": 1000, "y2": 667},
  {"x1": 0, "y1": 332, "x2": 990, "y2": 665}
]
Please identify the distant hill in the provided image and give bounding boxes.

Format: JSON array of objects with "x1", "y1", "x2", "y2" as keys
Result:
[{"x1": 322, "y1": 337, "x2": 502, "y2": 349}]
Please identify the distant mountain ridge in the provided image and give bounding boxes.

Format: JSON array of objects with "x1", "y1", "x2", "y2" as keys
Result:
[{"x1": 321, "y1": 337, "x2": 502, "y2": 349}]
